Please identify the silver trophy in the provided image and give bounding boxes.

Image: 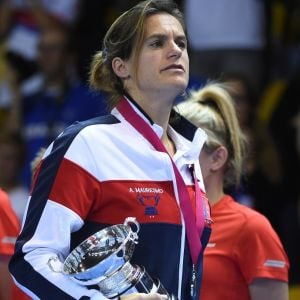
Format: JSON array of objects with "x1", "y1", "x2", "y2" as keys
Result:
[{"x1": 49, "y1": 217, "x2": 176, "y2": 299}]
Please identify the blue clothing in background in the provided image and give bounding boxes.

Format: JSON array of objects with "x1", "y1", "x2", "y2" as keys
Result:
[{"x1": 21, "y1": 83, "x2": 108, "y2": 187}]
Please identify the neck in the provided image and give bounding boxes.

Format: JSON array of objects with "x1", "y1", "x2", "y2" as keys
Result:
[
  {"x1": 126, "y1": 89, "x2": 176, "y2": 131},
  {"x1": 124, "y1": 93, "x2": 176, "y2": 156},
  {"x1": 204, "y1": 173, "x2": 225, "y2": 206},
  {"x1": 161, "y1": 133, "x2": 176, "y2": 156}
]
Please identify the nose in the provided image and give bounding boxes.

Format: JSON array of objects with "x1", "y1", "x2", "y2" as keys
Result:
[{"x1": 168, "y1": 40, "x2": 182, "y2": 59}]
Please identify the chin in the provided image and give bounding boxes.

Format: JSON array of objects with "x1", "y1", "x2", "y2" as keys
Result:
[
  {"x1": 172, "y1": 80, "x2": 188, "y2": 92},
  {"x1": 156, "y1": 77, "x2": 188, "y2": 96}
]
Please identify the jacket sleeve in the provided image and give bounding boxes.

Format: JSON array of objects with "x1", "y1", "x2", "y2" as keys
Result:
[{"x1": 9, "y1": 128, "x2": 108, "y2": 300}]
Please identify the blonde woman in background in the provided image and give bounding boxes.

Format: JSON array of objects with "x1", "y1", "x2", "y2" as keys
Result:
[{"x1": 176, "y1": 83, "x2": 289, "y2": 300}]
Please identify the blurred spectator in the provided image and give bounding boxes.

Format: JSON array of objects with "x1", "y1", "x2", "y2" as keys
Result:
[
  {"x1": 218, "y1": 73, "x2": 258, "y2": 208},
  {"x1": 72, "y1": 0, "x2": 142, "y2": 81},
  {"x1": 0, "y1": 188, "x2": 18, "y2": 300},
  {"x1": 0, "y1": 0, "x2": 80, "y2": 128},
  {"x1": 0, "y1": 130, "x2": 28, "y2": 223},
  {"x1": 5, "y1": 25, "x2": 108, "y2": 187},
  {"x1": 0, "y1": 0, "x2": 79, "y2": 81},
  {"x1": 258, "y1": 67, "x2": 300, "y2": 284},
  {"x1": 268, "y1": 0, "x2": 300, "y2": 79},
  {"x1": 0, "y1": 188, "x2": 29, "y2": 300},
  {"x1": 184, "y1": 0, "x2": 270, "y2": 95},
  {"x1": 295, "y1": 110, "x2": 300, "y2": 158},
  {"x1": 71, "y1": 0, "x2": 109, "y2": 82},
  {"x1": 0, "y1": 60, "x2": 18, "y2": 128},
  {"x1": 221, "y1": 73, "x2": 257, "y2": 127},
  {"x1": 219, "y1": 73, "x2": 284, "y2": 232}
]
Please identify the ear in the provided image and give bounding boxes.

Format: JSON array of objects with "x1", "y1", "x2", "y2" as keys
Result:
[
  {"x1": 210, "y1": 146, "x2": 228, "y2": 172},
  {"x1": 111, "y1": 57, "x2": 130, "y2": 79}
]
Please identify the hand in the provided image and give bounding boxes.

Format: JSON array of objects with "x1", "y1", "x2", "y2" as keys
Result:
[{"x1": 120, "y1": 293, "x2": 168, "y2": 300}]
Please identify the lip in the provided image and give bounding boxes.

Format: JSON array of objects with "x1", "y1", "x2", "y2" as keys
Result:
[{"x1": 161, "y1": 64, "x2": 185, "y2": 72}]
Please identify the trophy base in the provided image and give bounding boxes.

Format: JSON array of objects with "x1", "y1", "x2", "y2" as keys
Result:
[{"x1": 98, "y1": 262, "x2": 177, "y2": 300}]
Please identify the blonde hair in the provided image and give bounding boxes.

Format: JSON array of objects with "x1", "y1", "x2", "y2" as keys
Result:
[
  {"x1": 89, "y1": 0, "x2": 185, "y2": 108},
  {"x1": 177, "y1": 82, "x2": 247, "y2": 187},
  {"x1": 30, "y1": 147, "x2": 46, "y2": 178}
]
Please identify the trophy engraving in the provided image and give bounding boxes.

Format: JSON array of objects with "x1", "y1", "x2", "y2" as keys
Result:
[{"x1": 49, "y1": 217, "x2": 176, "y2": 299}]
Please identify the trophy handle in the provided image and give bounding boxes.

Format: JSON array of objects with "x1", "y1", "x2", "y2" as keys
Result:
[{"x1": 124, "y1": 217, "x2": 140, "y2": 244}]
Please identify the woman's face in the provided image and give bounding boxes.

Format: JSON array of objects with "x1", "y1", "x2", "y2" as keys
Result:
[{"x1": 125, "y1": 13, "x2": 189, "y2": 101}]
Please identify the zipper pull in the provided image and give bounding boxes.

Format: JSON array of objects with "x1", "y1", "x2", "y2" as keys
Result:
[{"x1": 190, "y1": 264, "x2": 196, "y2": 298}]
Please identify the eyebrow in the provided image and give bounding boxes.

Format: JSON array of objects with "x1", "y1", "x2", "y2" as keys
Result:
[{"x1": 145, "y1": 33, "x2": 187, "y2": 42}]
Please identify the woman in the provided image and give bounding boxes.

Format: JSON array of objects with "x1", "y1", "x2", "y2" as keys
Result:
[
  {"x1": 177, "y1": 83, "x2": 289, "y2": 300},
  {"x1": 9, "y1": 1, "x2": 211, "y2": 299},
  {"x1": 0, "y1": 188, "x2": 30, "y2": 300},
  {"x1": 0, "y1": 188, "x2": 19, "y2": 300}
]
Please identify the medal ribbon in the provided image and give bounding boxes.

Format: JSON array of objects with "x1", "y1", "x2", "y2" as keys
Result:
[{"x1": 117, "y1": 97, "x2": 205, "y2": 265}]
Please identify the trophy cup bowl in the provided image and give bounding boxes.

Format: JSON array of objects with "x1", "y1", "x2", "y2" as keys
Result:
[
  {"x1": 62, "y1": 217, "x2": 137, "y2": 283},
  {"x1": 59, "y1": 217, "x2": 176, "y2": 299}
]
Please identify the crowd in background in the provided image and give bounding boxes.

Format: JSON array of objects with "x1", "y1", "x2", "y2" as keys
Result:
[{"x1": 0, "y1": 0, "x2": 299, "y2": 289}]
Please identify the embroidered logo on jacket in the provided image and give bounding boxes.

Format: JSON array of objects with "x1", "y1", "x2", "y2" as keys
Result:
[
  {"x1": 137, "y1": 193, "x2": 160, "y2": 215},
  {"x1": 129, "y1": 187, "x2": 163, "y2": 216}
]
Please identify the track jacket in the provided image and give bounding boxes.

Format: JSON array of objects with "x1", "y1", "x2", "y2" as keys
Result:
[{"x1": 9, "y1": 97, "x2": 210, "y2": 300}]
